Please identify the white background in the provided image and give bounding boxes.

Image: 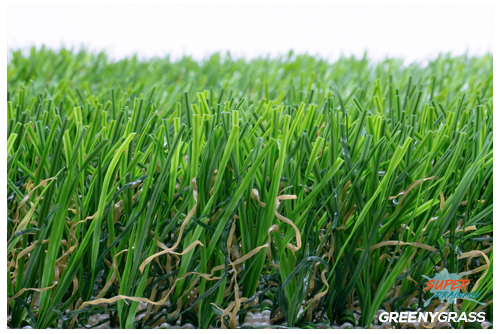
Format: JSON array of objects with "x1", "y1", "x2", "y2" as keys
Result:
[{"x1": 7, "y1": 5, "x2": 493, "y2": 63}]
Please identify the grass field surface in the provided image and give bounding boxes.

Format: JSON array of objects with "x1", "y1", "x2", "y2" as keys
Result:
[{"x1": 7, "y1": 48, "x2": 493, "y2": 329}]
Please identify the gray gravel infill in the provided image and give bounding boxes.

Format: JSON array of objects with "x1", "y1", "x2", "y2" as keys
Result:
[{"x1": 8, "y1": 300, "x2": 493, "y2": 329}]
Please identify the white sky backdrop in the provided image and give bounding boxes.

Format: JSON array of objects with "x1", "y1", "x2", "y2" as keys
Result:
[{"x1": 7, "y1": 5, "x2": 493, "y2": 63}]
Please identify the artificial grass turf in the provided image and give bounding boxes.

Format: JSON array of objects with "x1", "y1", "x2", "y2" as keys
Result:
[{"x1": 7, "y1": 48, "x2": 493, "y2": 329}]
